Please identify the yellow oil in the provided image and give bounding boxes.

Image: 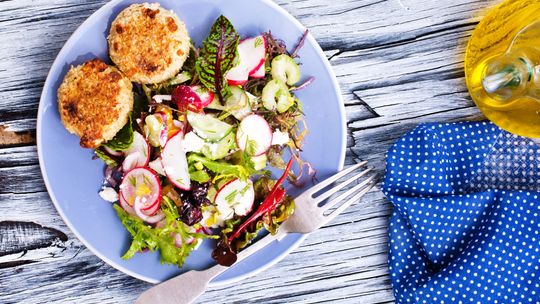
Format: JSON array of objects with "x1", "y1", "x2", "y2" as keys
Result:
[{"x1": 465, "y1": 0, "x2": 540, "y2": 137}]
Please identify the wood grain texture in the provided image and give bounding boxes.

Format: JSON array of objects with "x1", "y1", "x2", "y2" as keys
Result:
[{"x1": 0, "y1": 0, "x2": 500, "y2": 303}]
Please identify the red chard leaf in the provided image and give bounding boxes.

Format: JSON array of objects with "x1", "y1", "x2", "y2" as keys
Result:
[{"x1": 195, "y1": 15, "x2": 239, "y2": 104}]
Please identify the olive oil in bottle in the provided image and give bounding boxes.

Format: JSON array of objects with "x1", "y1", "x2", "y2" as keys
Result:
[{"x1": 465, "y1": 0, "x2": 540, "y2": 137}]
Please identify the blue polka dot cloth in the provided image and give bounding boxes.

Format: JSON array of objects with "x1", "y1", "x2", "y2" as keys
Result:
[{"x1": 382, "y1": 122, "x2": 540, "y2": 304}]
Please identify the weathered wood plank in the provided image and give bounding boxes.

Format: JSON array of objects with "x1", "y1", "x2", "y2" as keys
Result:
[
  {"x1": 0, "y1": 164, "x2": 44, "y2": 194},
  {"x1": 0, "y1": 145, "x2": 38, "y2": 167},
  {"x1": 0, "y1": 221, "x2": 67, "y2": 257}
]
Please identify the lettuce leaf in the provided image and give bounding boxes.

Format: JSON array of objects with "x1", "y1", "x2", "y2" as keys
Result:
[
  {"x1": 94, "y1": 149, "x2": 118, "y2": 167},
  {"x1": 103, "y1": 116, "x2": 133, "y2": 151},
  {"x1": 195, "y1": 15, "x2": 239, "y2": 103},
  {"x1": 189, "y1": 169, "x2": 211, "y2": 183},
  {"x1": 113, "y1": 198, "x2": 216, "y2": 267},
  {"x1": 188, "y1": 154, "x2": 251, "y2": 181}
]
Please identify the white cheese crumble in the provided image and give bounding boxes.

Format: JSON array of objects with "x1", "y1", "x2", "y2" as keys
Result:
[
  {"x1": 152, "y1": 95, "x2": 172, "y2": 103},
  {"x1": 207, "y1": 142, "x2": 220, "y2": 155},
  {"x1": 272, "y1": 129, "x2": 290, "y2": 146},
  {"x1": 99, "y1": 187, "x2": 119, "y2": 203},
  {"x1": 183, "y1": 132, "x2": 205, "y2": 153}
]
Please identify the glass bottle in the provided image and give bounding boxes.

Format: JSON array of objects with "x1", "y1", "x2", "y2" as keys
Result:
[{"x1": 465, "y1": 0, "x2": 540, "y2": 137}]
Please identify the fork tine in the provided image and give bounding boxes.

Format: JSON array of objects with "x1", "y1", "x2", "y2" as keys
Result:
[
  {"x1": 324, "y1": 179, "x2": 376, "y2": 222},
  {"x1": 307, "y1": 161, "x2": 368, "y2": 196},
  {"x1": 321, "y1": 174, "x2": 377, "y2": 212},
  {"x1": 314, "y1": 168, "x2": 373, "y2": 204}
]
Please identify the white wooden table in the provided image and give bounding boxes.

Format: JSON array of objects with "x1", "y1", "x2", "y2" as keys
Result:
[{"x1": 0, "y1": 0, "x2": 496, "y2": 303}]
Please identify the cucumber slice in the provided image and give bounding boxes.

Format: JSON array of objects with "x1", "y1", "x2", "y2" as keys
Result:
[
  {"x1": 271, "y1": 54, "x2": 301, "y2": 86},
  {"x1": 225, "y1": 86, "x2": 252, "y2": 120},
  {"x1": 251, "y1": 154, "x2": 267, "y2": 170},
  {"x1": 169, "y1": 71, "x2": 192, "y2": 85},
  {"x1": 187, "y1": 111, "x2": 233, "y2": 142},
  {"x1": 201, "y1": 132, "x2": 236, "y2": 160},
  {"x1": 184, "y1": 131, "x2": 236, "y2": 160},
  {"x1": 262, "y1": 79, "x2": 295, "y2": 113},
  {"x1": 277, "y1": 95, "x2": 295, "y2": 113},
  {"x1": 205, "y1": 95, "x2": 224, "y2": 110},
  {"x1": 246, "y1": 92, "x2": 260, "y2": 105}
]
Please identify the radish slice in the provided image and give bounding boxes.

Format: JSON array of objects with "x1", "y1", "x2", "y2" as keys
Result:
[
  {"x1": 226, "y1": 68, "x2": 249, "y2": 86},
  {"x1": 173, "y1": 120, "x2": 184, "y2": 130},
  {"x1": 215, "y1": 179, "x2": 255, "y2": 216},
  {"x1": 161, "y1": 132, "x2": 191, "y2": 190},
  {"x1": 173, "y1": 226, "x2": 201, "y2": 247},
  {"x1": 119, "y1": 167, "x2": 162, "y2": 213},
  {"x1": 226, "y1": 35, "x2": 266, "y2": 84},
  {"x1": 122, "y1": 132, "x2": 150, "y2": 171},
  {"x1": 148, "y1": 158, "x2": 166, "y2": 176},
  {"x1": 104, "y1": 146, "x2": 123, "y2": 157},
  {"x1": 172, "y1": 85, "x2": 214, "y2": 111},
  {"x1": 243, "y1": 36, "x2": 266, "y2": 73},
  {"x1": 174, "y1": 233, "x2": 184, "y2": 247},
  {"x1": 155, "y1": 112, "x2": 169, "y2": 147},
  {"x1": 139, "y1": 195, "x2": 161, "y2": 215},
  {"x1": 122, "y1": 152, "x2": 143, "y2": 172},
  {"x1": 134, "y1": 201, "x2": 165, "y2": 224},
  {"x1": 236, "y1": 114, "x2": 273, "y2": 156},
  {"x1": 174, "y1": 234, "x2": 202, "y2": 249},
  {"x1": 192, "y1": 85, "x2": 215, "y2": 106},
  {"x1": 119, "y1": 195, "x2": 136, "y2": 216},
  {"x1": 250, "y1": 61, "x2": 265, "y2": 78}
]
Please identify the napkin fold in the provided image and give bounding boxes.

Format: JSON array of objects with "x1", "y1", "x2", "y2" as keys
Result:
[{"x1": 382, "y1": 122, "x2": 540, "y2": 304}]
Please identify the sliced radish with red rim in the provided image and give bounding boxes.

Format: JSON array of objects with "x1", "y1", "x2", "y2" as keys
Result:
[
  {"x1": 236, "y1": 114, "x2": 273, "y2": 156},
  {"x1": 161, "y1": 132, "x2": 191, "y2": 190},
  {"x1": 148, "y1": 158, "x2": 166, "y2": 176},
  {"x1": 226, "y1": 35, "x2": 266, "y2": 85},
  {"x1": 104, "y1": 146, "x2": 123, "y2": 157},
  {"x1": 172, "y1": 85, "x2": 214, "y2": 112},
  {"x1": 119, "y1": 167, "x2": 162, "y2": 214},
  {"x1": 250, "y1": 61, "x2": 266, "y2": 78},
  {"x1": 226, "y1": 68, "x2": 249, "y2": 86},
  {"x1": 119, "y1": 194, "x2": 136, "y2": 216},
  {"x1": 122, "y1": 132, "x2": 150, "y2": 171},
  {"x1": 155, "y1": 112, "x2": 169, "y2": 147},
  {"x1": 134, "y1": 202, "x2": 165, "y2": 224}
]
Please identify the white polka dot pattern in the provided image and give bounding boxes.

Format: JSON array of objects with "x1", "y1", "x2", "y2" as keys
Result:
[{"x1": 382, "y1": 122, "x2": 540, "y2": 304}]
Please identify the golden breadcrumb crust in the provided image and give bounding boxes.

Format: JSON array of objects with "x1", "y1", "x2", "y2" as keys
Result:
[
  {"x1": 108, "y1": 3, "x2": 191, "y2": 84},
  {"x1": 57, "y1": 59, "x2": 133, "y2": 148}
]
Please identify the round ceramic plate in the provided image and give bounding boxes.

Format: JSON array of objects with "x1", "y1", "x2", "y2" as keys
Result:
[{"x1": 37, "y1": 0, "x2": 345, "y2": 285}]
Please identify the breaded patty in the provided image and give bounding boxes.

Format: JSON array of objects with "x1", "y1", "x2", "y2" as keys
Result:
[
  {"x1": 58, "y1": 59, "x2": 133, "y2": 148},
  {"x1": 108, "y1": 3, "x2": 191, "y2": 84}
]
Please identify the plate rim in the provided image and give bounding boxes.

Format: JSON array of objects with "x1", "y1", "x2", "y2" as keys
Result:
[{"x1": 36, "y1": 0, "x2": 346, "y2": 285}]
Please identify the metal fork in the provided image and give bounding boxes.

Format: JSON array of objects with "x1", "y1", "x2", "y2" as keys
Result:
[{"x1": 136, "y1": 161, "x2": 376, "y2": 304}]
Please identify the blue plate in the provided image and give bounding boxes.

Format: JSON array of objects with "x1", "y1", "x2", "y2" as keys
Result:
[{"x1": 37, "y1": 0, "x2": 345, "y2": 285}]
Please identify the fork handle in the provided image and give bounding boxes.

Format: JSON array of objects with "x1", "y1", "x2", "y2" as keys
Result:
[
  {"x1": 135, "y1": 230, "x2": 288, "y2": 304},
  {"x1": 135, "y1": 265, "x2": 226, "y2": 304}
]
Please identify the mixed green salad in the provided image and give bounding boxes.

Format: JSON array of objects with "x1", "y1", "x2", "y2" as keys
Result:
[{"x1": 96, "y1": 15, "x2": 314, "y2": 266}]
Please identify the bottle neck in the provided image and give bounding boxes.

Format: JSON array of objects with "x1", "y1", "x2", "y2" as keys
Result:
[{"x1": 481, "y1": 56, "x2": 533, "y2": 102}]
